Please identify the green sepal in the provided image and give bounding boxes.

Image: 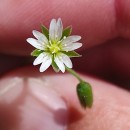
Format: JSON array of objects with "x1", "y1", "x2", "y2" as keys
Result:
[
  {"x1": 52, "y1": 58, "x2": 60, "y2": 72},
  {"x1": 31, "y1": 49, "x2": 43, "y2": 56},
  {"x1": 77, "y1": 81, "x2": 93, "y2": 108},
  {"x1": 63, "y1": 51, "x2": 82, "y2": 57},
  {"x1": 61, "y1": 26, "x2": 72, "y2": 39},
  {"x1": 41, "y1": 25, "x2": 49, "y2": 39}
]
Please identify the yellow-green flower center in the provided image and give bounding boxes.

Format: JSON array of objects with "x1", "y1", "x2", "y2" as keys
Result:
[{"x1": 47, "y1": 41, "x2": 61, "y2": 54}]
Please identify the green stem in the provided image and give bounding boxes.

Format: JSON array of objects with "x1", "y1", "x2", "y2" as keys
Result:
[{"x1": 65, "y1": 67, "x2": 83, "y2": 82}]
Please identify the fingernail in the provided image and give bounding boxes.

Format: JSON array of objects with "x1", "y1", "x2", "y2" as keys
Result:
[
  {"x1": 19, "y1": 78, "x2": 68, "y2": 130},
  {"x1": 0, "y1": 77, "x2": 23, "y2": 103}
]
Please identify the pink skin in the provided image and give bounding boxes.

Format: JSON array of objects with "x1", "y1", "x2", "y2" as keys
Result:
[
  {"x1": 0, "y1": 0, "x2": 130, "y2": 55},
  {"x1": 0, "y1": 0, "x2": 130, "y2": 130}
]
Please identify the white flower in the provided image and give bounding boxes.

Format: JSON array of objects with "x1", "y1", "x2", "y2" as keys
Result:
[{"x1": 27, "y1": 18, "x2": 82, "y2": 73}]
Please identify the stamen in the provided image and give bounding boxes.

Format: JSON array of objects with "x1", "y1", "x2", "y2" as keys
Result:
[
  {"x1": 47, "y1": 45, "x2": 51, "y2": 48},
  {"x1": 49, "y1": 40, "x2": 52, "y2": 45},
  {"x1": 52, "y1": 50, "x2": 55, "y2": 53},
  {"x1": 57, "y1": 41, "x2": 60, "y2": 44},
  {"x1": 63, "y1": 36, "x2": 66, "y2": 39}
]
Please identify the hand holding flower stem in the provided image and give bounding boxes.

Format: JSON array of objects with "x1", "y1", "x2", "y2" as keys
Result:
[{"x1": 26, "y1": 18, "x2": 93, "y2": 108}]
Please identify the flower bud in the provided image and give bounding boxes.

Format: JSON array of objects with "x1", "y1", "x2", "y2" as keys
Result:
[{"x1": 77, "y1": 81, "x2": 93, "y2": 108}]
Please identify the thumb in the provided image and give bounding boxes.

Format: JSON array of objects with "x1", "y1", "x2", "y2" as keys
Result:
[
  {"x1": 0, "y1": 72, "x2": 68, "y2": 130},
  {"x1": 1, "y1": 66, "x2": 130, "y2": 130}
]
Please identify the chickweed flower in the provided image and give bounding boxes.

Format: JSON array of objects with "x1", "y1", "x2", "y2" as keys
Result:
[
  {"x1": 27, "y1": 18, "x2": 93, "y2": 108},
  {"x1": 27, "y1": 18, "x2": 82, "y2": 73}
]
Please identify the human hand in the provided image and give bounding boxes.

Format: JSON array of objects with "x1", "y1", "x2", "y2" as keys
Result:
[{"x1": 0, "y1": 0, "x2": 130, "y2": 130}]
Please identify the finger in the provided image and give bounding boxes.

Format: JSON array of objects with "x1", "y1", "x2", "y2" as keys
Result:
[
  {"x1": 0, "y1": 0, "x2": 130, "y2": 55},
  {"x1": 116, "y1": 0, "x2": 130, "y2": 38},
  {"x1": 0, "y1": 66, "x2": 130, "y2": 130}
]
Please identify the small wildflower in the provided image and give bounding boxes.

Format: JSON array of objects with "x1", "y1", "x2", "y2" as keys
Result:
[
  {"x1": 26, "y1": 18, "x2": 93, "y2": 108},
  {"x1": 27, "y1": 18, "x2": 82, "y2": 73}
]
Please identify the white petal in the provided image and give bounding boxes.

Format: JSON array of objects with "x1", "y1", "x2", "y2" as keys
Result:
[
  {"x1": 26, "y1": 38, "x2": 44, "y2": 50},
  {"x1": 60, "y1": 53, "x2": 72, "y2": 68},
  {"x1": 32, "y1": 30, "x2": 48, "y2": 44},
  {"x1": 49, "y1": 18, "x2": 63, "y2": 41},
  {"x1": 62, "y1": 36, "x2": 81, "y2": 45},
  {"x1": 54, "y1": 56, "x2": 65, "y2": 73},
  {"x1": 40, "y1": 54, "x2": 52, "y2": 72},
  {"x1": 33, "y1": 53, "x2": 46, "y2": 65},
  {"x1": 62, "y1": 43, "x2": 82, "y2": 51},
  {"x1": 56, "y1": 18, "x2": 63, "y2": 41},
  {"x1": 49, "y1": 19, "x2": 57, "y2": 41}
]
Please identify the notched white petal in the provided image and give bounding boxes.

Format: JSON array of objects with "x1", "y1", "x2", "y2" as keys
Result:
[
  {"x1": 32, "y1": 30, "x2": 48, "y2": 44},
  {"x1": 39, "y1": 54, "x2": 52, "y2": 72},
  {"x1": 62, "y1": 43, "x2": 82, "y2": 51},
  {"x1": 33, "y1": 53, "x2": 45, "y2": 65},
  {"x1": 62, "y1": 35, "x2": 81, "y2": 45},
  {"x1": 54, "y1": 56, "x2": 65, "y2": 73},
  {"x1": 26, "y1": 38, "x2": 43, "y2": 50},
  {"x1": 49, "y1": 19, "x2": 57, "y2": 41},
  {"x1": 49, "y1": 18, "x2": 63, "y2": 41},
  {"x1": 56, "y1": 18, "x2": 63, "y2": 41},
  {"x1": 60, "y1": 53, "x2": 72, "y2": 68}
]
